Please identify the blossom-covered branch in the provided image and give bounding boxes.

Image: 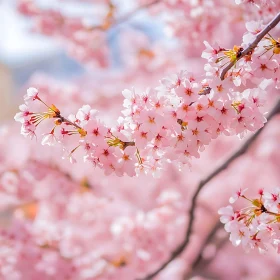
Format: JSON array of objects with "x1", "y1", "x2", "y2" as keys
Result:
[
  {"x1": 220, "y1": 12, "x2": 280, "y2": 80},
  {"x1": 140, "y1": 99, "x2": 280, "y2": 279},
  {"x1": 15, "y1": 8, "x2": 280, "y2": 178},
  {"x1": 184, "y1": 220, "x2": 229, "y2": 279}
]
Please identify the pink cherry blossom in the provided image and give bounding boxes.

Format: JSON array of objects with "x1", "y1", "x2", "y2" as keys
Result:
[
  {"x1": 41, "y1": 131, "x2": 57, "y2": 146},
  {"x1": 229, "y1": 188, "x2": 248, "y2": 204},
  {"x1": 14, "y1": 104, "x2": 31, "y2": 123},
  {"x1": 220, "y1": 187, "x2": 280, "y2": 254},
  {"x1": 24, "y1": 87, "x2": 39, "y2": 102}
]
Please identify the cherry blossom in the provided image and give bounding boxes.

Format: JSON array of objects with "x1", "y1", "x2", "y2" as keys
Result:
[
  {"x1": 219, "y1": 188, "x2": 280, "y2": 254},
  {"x1": 229, "y1": 188, "x2": 248, "y2": 203},
  {"x1": 41, "y1": 131, "x2": 57, "y2": 146},
  {"x1": 24, "y1": 87, "x2": 39, "y2": 102}
]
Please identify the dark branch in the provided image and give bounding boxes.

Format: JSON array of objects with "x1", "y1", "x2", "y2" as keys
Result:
[
  {"x1": 139, "y1": 99, "x2": 280, "y2": 280},
  {"x1": 184, "y1": 222, "x2": 228, "y2": 279},
  {"x1": 184, "y1": 221, "x2": 227, "y2": 279},
  {"x1": 191, "y1": 221, "x2": 223, "y2": 270},
  {"x1": 123, "y1": 141, "x2": 136, "y2": 149},
  {"x1": 220, "y1": 12, "x2": 280, "y2": 80}
]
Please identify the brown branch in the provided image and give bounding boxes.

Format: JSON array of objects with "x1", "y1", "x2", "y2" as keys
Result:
[
  {"x1": 139, "y1": 99, "x2": 280, "y2": 280},
  {"x1": 220, "y1": 12, "x2": 280, "y2": 80},
  {"x1": 60, "y1": 116, "x2": 82, "y2": 130},
  {"x1": 113, "y1": 0, "x2": 161, "y2": 27},
  {"x1": 184, "y1": 231, "x2": 228, "y2": 279},
  {"x1": 90, "y1": 0, "x2": 161, "y2": 31},
  {"x1": 184, "y1": 221, "x2": 225, "y2": 279},
  {"x1": 191, "y1": 221, "x2": 222, "y2": 270}
]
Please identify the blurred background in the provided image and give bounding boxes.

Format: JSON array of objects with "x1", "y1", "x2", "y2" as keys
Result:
[{"x1": 0, "y1": 0, "x2": 84, "y2": 121}]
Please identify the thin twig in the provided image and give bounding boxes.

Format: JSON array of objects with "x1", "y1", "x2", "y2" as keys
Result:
[
  {"x1": 113, "y1": 0, "x2": 161, "y2": 27},
  {"x1": 139, "y1": 99, "x2": 280, "y2": 280},
  {"x1": 220, "y1": 12, "x2": 280, "y2": 80},
  {"x1": 60, "y1": 116, "x2": 82, "y2": 130},
  {"x1": 90, "y1": 0, "x2": 161, "y2": 31}
]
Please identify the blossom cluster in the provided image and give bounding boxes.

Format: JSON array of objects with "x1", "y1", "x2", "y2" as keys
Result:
[
  {"x1": 202, "y1": 23, "x2": 280, "y2": 89},
  {"x1": 138, "y1": 0, "x2": 280, "y2": 57},
  {"x1": 219, "y1": 187, "x2": 280, "y2": 254},
  {"x1": 15, "y1": 11, "x2": 280, "y2": 177},
  {"x1": 17, "y1": 0, "x2": 280, "y2": 70},
  {"x1": 15, "y1": 68, "x2": 268, "y2": 177}
]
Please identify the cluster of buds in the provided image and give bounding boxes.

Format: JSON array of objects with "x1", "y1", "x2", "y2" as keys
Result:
[{"x1": 219, "y1": 188, "x2": 280, "y2": 253}]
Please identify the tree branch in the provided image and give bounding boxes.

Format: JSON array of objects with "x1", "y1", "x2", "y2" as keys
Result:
[
  {"x1": 220, "y1": 12, "x2": 280, "y2": 80},
  {"x1": 183, "y1": 221, "x2": 226, "y2": 279},
  {"x1": 90, "y1": 0, "x2": 161, "y2": 31},
  {"x1": 114, "y1": 0, "x2": 161, "y2": 27},
  {"x1": 139, "y1": 99, "x2": 280, "y2": 280},
  {"x1": 190, "y1": 221, "x2": 222, "y2": 270}
]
